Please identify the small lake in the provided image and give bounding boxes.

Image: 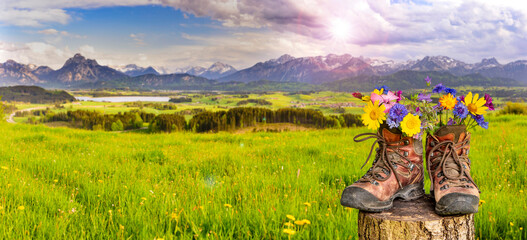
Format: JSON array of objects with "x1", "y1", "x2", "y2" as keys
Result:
[{"x1": 76, "y1": 96, "x2": 170, "y2": 102}]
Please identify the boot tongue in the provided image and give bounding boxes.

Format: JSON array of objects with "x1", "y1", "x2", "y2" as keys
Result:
[
  {"x1": 434, "y1": 125, "x2": 467, "y2": 142},
  {"x1": 378, "y1": 123, "x2": 402, "y2": 142}
]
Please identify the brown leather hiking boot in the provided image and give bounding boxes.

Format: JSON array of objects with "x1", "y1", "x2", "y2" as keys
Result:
[
  {"x1": 341, "y1": 125, "x2": 425, "y2": 212},
  {"x1": 426, "y1": 125, "x2": 480, "y2": 215}
]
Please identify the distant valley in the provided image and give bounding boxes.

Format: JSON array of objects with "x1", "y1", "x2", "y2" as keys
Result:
[{"x1": 0, "y1": 53, "x2": 525, "y2": 91}]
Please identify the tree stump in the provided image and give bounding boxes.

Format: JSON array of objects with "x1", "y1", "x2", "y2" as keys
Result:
[{"x1": 358, "y1": 195, "x2": 474, "y2": 240}]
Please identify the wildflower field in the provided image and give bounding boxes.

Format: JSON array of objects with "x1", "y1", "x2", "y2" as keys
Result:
[{"x1": 0, "y1": 114, "x2": 525, "y2": 239}]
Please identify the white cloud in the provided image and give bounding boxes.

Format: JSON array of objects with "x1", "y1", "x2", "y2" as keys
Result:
[
  {"x1": 130, "y1": 33, "x2": 146, "y2": 46},
  {"x1": 38, "y1": 29, "x2": 59, "y2": 35}
]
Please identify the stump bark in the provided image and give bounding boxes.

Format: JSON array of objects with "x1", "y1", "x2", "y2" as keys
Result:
[{"x1": 358, "y1": 195, "x2": 474, "y2": 240}]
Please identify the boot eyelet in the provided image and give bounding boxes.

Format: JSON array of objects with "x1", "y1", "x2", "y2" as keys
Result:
[
  {"x1": 408, "y1": 163, "x2": 414, "y2": 171},
  {"x1": 382, "y1": 168, "x2": 390, "y2": 175},
  {"x1": 371, "y1": 180, "x2": 379, "y2": 186},
  {"x1": 404, "y1": 140, "x2": 410, "y2": 145},
  {"x1": 430, "y1": 142, "x2": 436, "y2": 147},
  {"x1": 440, "y1": 184, "x2": 449, "y2": 190},
  {"x1": 392, "y1": 163, "x2": 398, "y2": 169},
  {"x1": 437, "y1": 172, "x2": 443, "y2": 177},
  {"x1": 439, "y1": 178, "x2": 445, "y2": 184},
  {"x1": 403, "y1": 151, "x2": 409, "y2": 157}
]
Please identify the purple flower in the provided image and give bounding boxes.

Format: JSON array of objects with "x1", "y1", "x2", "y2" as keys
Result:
[
  {"x1": 395, "y1": 90, "x2": 402, "y2": 103},
  {"x1": 453, "y1": 102, "x2": 468, "y2": 119},
  {"x1": 484, "y1": 93, "x2": 494, "y2": 111},
  {"x1": 417, "y1": 93, "x2": 432, "y2": 102},
  {"x1": 458, "y1": 95, "x2": 465, "y2": 103},
  {"x1": 447, "y1": 118, "x2": 456, "y2": 125},
  {"x1": 375, "y1": 85, "x2": 390, "y2": 92},
  {"x1": 432, "y1": 83, "x2": 445, "y2": 93},
  {"x1": 444, "y1": 88, "x2": 457, "y2": 96},
  {"x1": 425, "y1": 76, "x2": 432, "y2": 87},
  {"x1": 479, "y1": 121, "x2": 489, "y2": 129}
]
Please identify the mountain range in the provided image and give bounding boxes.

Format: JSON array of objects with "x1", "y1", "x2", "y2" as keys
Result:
[{"x1": 0, "y1": 53, "x2": 525, "y2": 91}]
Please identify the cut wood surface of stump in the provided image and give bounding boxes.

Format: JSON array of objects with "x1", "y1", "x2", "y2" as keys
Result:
[{"x1": 358, "y1": 195, "x2": 475, "y2": 240}]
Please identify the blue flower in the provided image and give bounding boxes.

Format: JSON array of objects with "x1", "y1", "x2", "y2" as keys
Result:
[
  {"x1": 471, "y1": 114, "x2": 488, "y2": 129},
  {"x1": 447, "y1": 118, "x2": 456, "y2": 125},
  {"x1": 444, "y1": 88, "x2": 457, "y2": 96},
  {"x1": 453, "y1": 102, "x2": 468, "y2": 119},
  {"x1": 387, "y1": 117, "x2": 399, "y2": 128},
  {"x1": 432, "y1": 83, "x2": 445, "y2": 93},
  {"x1": 375, "y1": 85, "x2": 390, "y2": 92},
  {"x1": 389, "y1": 103, "x2": 408, "y2": 123}
]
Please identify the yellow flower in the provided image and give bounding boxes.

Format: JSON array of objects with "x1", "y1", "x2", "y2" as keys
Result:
[
  {"x1": 284, "y1": 222, "x2": 294, "y2": 227},
  {"x1": 361, "y1": 100, "x2": 386, "y2": 130},
  {"x1": 520, "y1": 190, "x2": 524, "y2": 193},
  {"x1": 98, "y1": 180, "x2": 103, "y2": 183},
  {"x1": 1, "y1": 166, "x2": 8, "y2": 170},
  {"x1": 439, "y1": 93, "x2": 457, "y2": 110},
  {"x1": 510, "y1": 222, "x2": 514, "y2": 226},
  {"x1": 283, "y1": 229, "x2": 296, "y2": 235},
  {"x1": 303, "y1": 202, "x2": 311, "y2": 207},
  {"x1": 464, "y1": 92, "x2": 488, "y2": 115},
  {"x1": 286, "y1": 214, "x2": 295, "y2": 221},
  {"x1": 141, "y1": 197, "x2": 147, "y2": 201},
  {"x1": 224, "y1": 204, "x2": 232, "y2": 208},
  {"x1": 18, "y1": 206, "x2": 25, "y2": 210},
  {"x1": 53, "y1": 179, "x2": 58, "y2": 183},
  {"x1": 400, "y1": 114, "x2": 421, "y2": 137},
  {"x1": 295, "y1": 219, "x2": 311, "y2": 225},
  {"x1": 520, "y1": 227, "x2": 523, "y2": 231},
  {"x1": 373, "y1": 88, "x2": 384, "y2": 95},
  {"x1": 478, "y1": 200, "x2": 486, "y2": 206},
  {"x1": 361, "y1": 95, "x2": 371, "y2": 102}
]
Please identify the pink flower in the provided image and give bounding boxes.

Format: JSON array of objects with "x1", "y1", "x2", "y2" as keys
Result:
[{"x1": 371, "y1": 90, "x2": 399, "y2": 113}]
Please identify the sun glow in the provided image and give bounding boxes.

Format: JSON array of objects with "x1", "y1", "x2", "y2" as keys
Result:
[{"x1": 329, "y1": 18, "x2": 351, "y2": 41}]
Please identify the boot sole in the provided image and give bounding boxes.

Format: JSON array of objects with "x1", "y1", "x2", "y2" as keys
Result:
[
  {"x1": 435, "y1": 192, "x2": 479, "y2": 216},
  {"x1": 341, "y1": 182, "x2": 424, "y2": 212}
]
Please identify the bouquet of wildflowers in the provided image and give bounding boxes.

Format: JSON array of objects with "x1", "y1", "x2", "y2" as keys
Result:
[
  {"x1": 413, "y1": 76, "x2": 494, "y2": 133},
  {"x1": 352, "y1": 76, "x2": 494, "y2": 137},
  {"x1": 352, "y1": 85, "x2": 424, "y2": 138}
]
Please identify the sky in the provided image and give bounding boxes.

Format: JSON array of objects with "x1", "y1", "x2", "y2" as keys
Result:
[{"x1": 1, "y1": 0, "x2": 527, "y2": 72}]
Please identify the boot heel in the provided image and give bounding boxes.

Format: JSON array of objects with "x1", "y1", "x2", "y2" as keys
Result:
[{"x1": 399, "y1": 183, "x2": 425, "y2": 201}]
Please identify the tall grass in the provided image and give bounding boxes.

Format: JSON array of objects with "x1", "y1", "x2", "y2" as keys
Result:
[{"x1": 0, "y1": 115, "x2": 525, "y2": 239}]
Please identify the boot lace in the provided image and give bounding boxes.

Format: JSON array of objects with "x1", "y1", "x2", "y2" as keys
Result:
[
  {"x1": 427, "y1": 134, "x2": 479, "y2": 192},
  {"x1": 353, "y1": 132, "x2": 414, "y2": 188}
]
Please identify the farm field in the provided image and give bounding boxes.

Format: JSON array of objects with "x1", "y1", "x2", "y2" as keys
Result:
[{"x1": 0, "y1": 114, "x2": 525, "y2": 239}]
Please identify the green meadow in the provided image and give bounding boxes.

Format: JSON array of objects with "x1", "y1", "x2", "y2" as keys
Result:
[{"x1": 0, "y1": 113, "x2": 525, "y2": 239}]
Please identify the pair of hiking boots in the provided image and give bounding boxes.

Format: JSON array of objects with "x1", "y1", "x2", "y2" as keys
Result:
[{"x1": 340, "y1": 124, "x2": 479, "y2": 215}]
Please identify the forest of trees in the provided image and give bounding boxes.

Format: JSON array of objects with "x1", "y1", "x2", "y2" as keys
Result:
[{"x1": 36, "y1": 107, "x2": 363, "y2": 133}]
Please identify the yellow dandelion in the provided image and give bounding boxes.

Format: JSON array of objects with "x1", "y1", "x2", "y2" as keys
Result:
[
  {"x1": 464, "y1": 92, "x2": 488, "y2": 115},
  {"x1": 171, "y1": 212, "x2": 178, "y2": 219},
  {"x1": 119, "y1": 224, "x2": 125, "y2": 230},
  {"x1": 303, "y1": 202, "x2": 311, "y2": 207},
  {"x1": 303, "y1": 219, "x2": 311, "y2": 225},
  {"x1": 479, "y1": 200, "x2": 486, "y2": 206},
  {"x1": 283, "y1": 229, "x2": 296, "y2": 235},
  {"x1": 53, "y1": 179, "x2": 58, "y2": 183},
  {"x1": 294, "y1": 220, "x2": 305, "y2": 226},
  {"x1": 439, "y1": 93, "x2": 457, "y2": 110},
  {"x1": 18, "y1": 206, "x2": 25, "y2": 211},
  {"x1": 141, "y1": 197, "x2": 147, "y2": 201},
  {"x1": 520, "y1": 227, "x2": 523, "y2": 231},
  {"x1": 361, "y1": 100, "x2": 386, "y2": 130},
  {"x1": 286, "y1": 214, "x2": 295, "y2": 221},
  {"x1": 224, "y1": 204, "x2": 232, "y2": 208},
  {"x1": 520, "y1": 190, "x2": 524, "y2": 193},
  {"x1": 510, "y1": 222, "x2": 514, "y2": 226},
  {"x1": 98, "y1": 180, "x2": 103, "y2": 183},
  {"x1": 284, "y1": 222, "x2": 294, "y2": 227},
  {"x1": 1, "y1": 166, "x2": 8, "y2": 170},
  {"x1": 400, "y1": 114, "x2": 421, "y2": 137}
]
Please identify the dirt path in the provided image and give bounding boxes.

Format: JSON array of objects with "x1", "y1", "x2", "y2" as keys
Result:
[{"x1": 7, "y1": 106, "x2": 48, "y2": 124}]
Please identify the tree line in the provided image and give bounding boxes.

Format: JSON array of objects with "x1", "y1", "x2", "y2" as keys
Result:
[{"x1": 37, "y1": 107, "x2": 363, "y2": 133}]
